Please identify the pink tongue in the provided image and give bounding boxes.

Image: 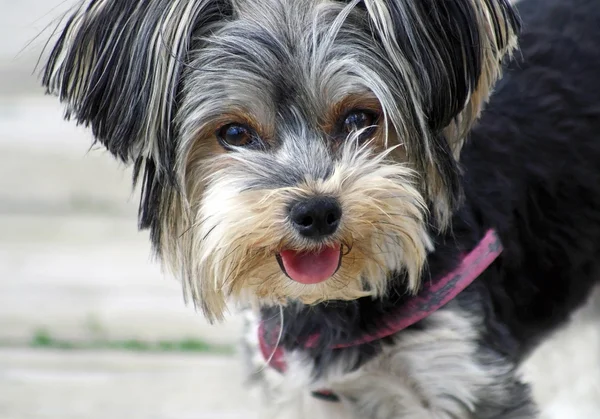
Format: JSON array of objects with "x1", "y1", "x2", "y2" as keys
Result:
[{"x1": 280, "y1": 245, "x2": 341, "y2": 285}]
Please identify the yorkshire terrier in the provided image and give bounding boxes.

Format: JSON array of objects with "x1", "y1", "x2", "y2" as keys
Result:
[{"x1": 42, "y1": 0, "x2": 600, "y2": 417}]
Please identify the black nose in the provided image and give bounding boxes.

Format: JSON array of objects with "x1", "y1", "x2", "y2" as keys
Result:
[{"x1": 289, "y1": 197, "x2": 342, "y2": 238}]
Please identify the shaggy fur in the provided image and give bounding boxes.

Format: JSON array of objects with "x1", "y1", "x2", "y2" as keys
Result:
[
  {"x1": 43, "y1": 0, "x2": 518, "y2": 320},
  {"x1": 42, "y1": 0, "x2": 600, "y2": 417}
]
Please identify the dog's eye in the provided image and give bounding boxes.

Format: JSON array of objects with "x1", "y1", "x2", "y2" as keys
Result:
[
  {"x1": 216, "y1": 124, "x2": 261, "y2": 149},
  {"x1": 341, "y1": 110, "x2": 378, "y2": 140}
]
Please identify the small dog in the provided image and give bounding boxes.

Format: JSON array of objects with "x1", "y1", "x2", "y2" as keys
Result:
[{"x1": 42, "y1": 0, "x2": 600, "y2": 417}]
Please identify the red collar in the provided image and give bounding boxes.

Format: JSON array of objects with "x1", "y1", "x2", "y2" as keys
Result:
[{"x1": 258, "y1": 229, "x2": 502, "y2": 401}]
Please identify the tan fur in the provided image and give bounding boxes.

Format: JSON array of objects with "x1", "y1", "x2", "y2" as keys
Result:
[{"x1": 163, "y1": 139, "x2": 430, "y2": 321}]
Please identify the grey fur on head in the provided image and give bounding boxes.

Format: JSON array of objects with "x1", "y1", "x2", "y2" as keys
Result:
[{"x1": 43, "y1": 0, "x2": 519, "y2": 319}]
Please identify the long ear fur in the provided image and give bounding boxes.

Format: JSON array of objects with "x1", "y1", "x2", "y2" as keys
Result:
[
  {"x1": 371, "y1": 0, "x2": 519, "y2": 152},
  {"x1": 42, "y1": 0, "x2": 231, "y2": 241},
  {"x1": 364, "y1": 0, "x2": 520, "y2": 225}
]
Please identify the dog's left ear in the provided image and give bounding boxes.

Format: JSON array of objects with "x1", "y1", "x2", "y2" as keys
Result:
[
  {"x1": 362, "y1": 0, "x2": 519, "y2": 225},
  {"x1": 429, "y1": 0, "x2": 521, "y2": 157},
  {"x1": 368, "y1": 0, "x2": 520, "y2": 157}
]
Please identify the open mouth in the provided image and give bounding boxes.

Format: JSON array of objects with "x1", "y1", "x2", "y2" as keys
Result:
[{"x1": 276, "y1": 244, "x2": 342, "y2": 285}]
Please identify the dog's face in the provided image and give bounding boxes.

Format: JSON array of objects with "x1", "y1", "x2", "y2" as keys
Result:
[{"x1": 44, "y1": 0, "x2": 518, "y2": 320}]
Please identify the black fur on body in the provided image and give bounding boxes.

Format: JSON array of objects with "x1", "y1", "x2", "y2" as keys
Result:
[{"x1": 257, "y1": 0, "x2": 600, "y2": 416}]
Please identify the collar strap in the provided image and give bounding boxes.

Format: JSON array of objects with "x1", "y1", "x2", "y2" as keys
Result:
[{"x1": 258, "y1": 229, "x2": 503, "y2": 399}]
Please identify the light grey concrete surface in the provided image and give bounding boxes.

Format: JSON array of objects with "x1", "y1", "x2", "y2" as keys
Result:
[
  {"x1": 0, "y1": 349, "x2": 258, "y2": 419},
  {"x1": 0, "y1": 212, "x2": 244, "y2": 345},
  {"x1": 0, "y1": 97, "x2": 243, "y2": 347}
]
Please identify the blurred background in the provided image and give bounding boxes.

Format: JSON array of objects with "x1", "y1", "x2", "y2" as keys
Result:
[
  {"x1": 0, "y1": 1, "x2": 255, "y2": 418},
  {"x1": 0, "y1": 1, "x2": 599, "y2": 419}
]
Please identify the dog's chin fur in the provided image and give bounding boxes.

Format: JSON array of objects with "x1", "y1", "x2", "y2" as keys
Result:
[{"x1": 168, "y1": 139, "x2": 432, "y2": 321}]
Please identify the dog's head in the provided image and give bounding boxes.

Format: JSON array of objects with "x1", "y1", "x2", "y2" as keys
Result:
[{"x1": 44, "y1": 0, "x2": 519, "y2": 320}]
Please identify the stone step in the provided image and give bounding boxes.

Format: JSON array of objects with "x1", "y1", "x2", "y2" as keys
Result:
[
  {"x1": 0, "y1": 213, "x2": 242, "y2": 346},
  {"x1": 0, "y1": 349, "x2": 258, "y2": 419},
  {"x1": 0, "y1": 96, "x2": 139, "y2": 217}
]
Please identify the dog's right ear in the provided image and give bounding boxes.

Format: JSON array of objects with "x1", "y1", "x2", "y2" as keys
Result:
[{"x1": 43, "y1": 0, "x2": 231, "y2": 171}]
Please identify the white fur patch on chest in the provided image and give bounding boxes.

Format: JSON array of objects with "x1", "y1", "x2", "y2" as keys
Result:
[{"x1": 243, "y1": 306, "x2": 512, "y2": 419}]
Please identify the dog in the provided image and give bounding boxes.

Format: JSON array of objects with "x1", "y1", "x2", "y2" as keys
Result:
[{"x1": 41, "y1": 0, "x2": 600, "y2": 417}]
